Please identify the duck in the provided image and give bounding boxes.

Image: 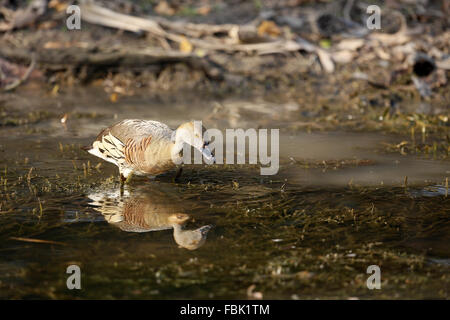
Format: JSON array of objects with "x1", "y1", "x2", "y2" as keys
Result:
[
  {"x1": 83, "y1": 120, "x2": 215, "y2": 183},
  {"x1": 87, "y1": 187, "x2": 212, "y2": 250}
]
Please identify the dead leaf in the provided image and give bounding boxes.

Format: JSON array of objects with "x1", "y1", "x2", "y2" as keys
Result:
[
  {"x1": 196, "y1": 6, "x2": 211, "y2": 16},
  {"x1": 375, "y1": 47, "x2": 390, "y2": 60},
  {"x1": 336, "y1": 39, "x2": 364, "y2": 51},
  {"x1": 113, "y1": 86, "x2": 126, "y2": 94},
  {"x1": 155, "y1": 1, "x2": 176, "y2": 16},
  {"x1": 43, "y1": 41, "x2": 63, "y2": 49},
  {"x1": 436, "y1": 58, "x2": 450, "y2": 70},
  {"x1": 316, "y1": 48, "x2": 335, "y2": 73},
  {"x1": 257, "y1": 20, "x2": 281, "y2": 37},
  {"x1": 51, "y1": 84, "x2": 59, "y2": 96},
  {"x1": 194, "y1": 49, "x2": 206, "y2": 57},
  {"x1": 38, "y1": 21, "x2": 58, "y2": 30},
  {"x1": 49, "y1": 0, "x2": 68, "y2": 12},
  {"x1": 332, "y1": 50, "x2": 355, "y2": 64},
  {"x1": 369, "y1": 33, "x2": 410, "y2": 46},
  {"x1": 110, "y1": 92, "x2": 118, "y2": 103},
  {"x1": 179, "y1": 37, "x2": 193, "y2": 53}
]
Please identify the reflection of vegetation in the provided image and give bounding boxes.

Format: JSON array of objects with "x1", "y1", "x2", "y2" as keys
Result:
[
  {"x1": 287, "y1": 84, "x2": 449, "y2": 159},
  {"x1": 0, "y1": 110, "x2": 54, "y2": 127}
]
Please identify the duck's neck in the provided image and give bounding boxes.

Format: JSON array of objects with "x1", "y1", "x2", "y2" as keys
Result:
[
  {"x1": 170, "y1": 137, "x2": 185, "y2": 164},
  {"x1": 172, "y1": 224, "x2": 183, "y2": 237}
]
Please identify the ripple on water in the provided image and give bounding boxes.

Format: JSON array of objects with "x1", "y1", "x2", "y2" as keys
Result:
[{"x1": 410, "y1": 185, "x2": 449, "y2": 198}]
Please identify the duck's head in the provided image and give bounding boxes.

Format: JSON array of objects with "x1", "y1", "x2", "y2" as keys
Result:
[
  {"x1": 174, "y1": 121, "x2": 215, "y2": 164},
  {"x1": 167, "y1": 214, "x2": 212, "y2": 250},
  {"x1": 167, "y1": 213, "x2": 191, "y2": 225},
  {"x1": 173, "y1": 224, "x2": 212, "y2": 250}
]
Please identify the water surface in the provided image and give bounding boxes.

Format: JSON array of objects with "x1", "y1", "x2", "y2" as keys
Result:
[{"x1": 0, "y1": 89, "x2": 448, "y2": 299}]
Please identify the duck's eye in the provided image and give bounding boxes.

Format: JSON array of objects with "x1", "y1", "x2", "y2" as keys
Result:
[{"x1": 203, "y1": 141, "x2": 210, "y2": 148}]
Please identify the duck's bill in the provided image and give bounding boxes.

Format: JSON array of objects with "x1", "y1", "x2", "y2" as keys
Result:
[{"x1": 201, "y1": 146, "x2": 215, "y2": 164}]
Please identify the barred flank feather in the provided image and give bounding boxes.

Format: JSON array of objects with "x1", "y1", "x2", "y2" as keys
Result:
[{"x1": 83, "y1": 119, "x2": 175, "y2": 178}]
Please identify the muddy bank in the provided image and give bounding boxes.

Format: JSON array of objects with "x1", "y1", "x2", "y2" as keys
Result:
[{"x1": 0, "y1": 0, "x2": 449, "y2": 100}]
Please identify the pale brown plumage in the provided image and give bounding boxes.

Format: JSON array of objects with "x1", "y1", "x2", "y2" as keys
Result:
[{"x1": 83, "y1": 119, "x2": 214, "y2": 182}]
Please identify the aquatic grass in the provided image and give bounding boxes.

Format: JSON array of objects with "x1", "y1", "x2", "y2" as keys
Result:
[{"x1": 0, "y1": 180, "x2": 448, "y2": 299}]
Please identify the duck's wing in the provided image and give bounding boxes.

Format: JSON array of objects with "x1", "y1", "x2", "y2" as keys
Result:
[
  {"x1": 84, "y1": 120, "x2": 173, "y2": 167},
  {"x1": 107, "y1": 120, "x2": 173, "y2": 142}
]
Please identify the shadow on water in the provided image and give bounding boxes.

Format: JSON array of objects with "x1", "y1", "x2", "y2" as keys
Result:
[{"x1": 0, "y1": 89, "x2": 448, "y2": 299}]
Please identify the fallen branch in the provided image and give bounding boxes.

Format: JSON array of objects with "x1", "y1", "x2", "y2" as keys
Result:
[
  {"x1": 79, "y1": 0, "x2": 334, "y2": 72},
  {"x1": 0, "y1": 46, "x2": 223, "y2": 79},
  {"x1": 152, "y1": 16, "x2": 244, "y2": 39},
  {"x1": 2, "y1": 53, "x2": 36, "y2": 91}
]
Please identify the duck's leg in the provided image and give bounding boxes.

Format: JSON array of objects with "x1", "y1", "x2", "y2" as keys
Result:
[
  {"x1": 125, "y1": 172, "x2": 134, "y2": 184},
  {"x1": 120, "y1": 168, "x2": 133, "y2": 185},
  {"x1": 119, "y1": 179, "x2": 125, "y2": 195},
  {"x1": 174, "y1": 167, "x2": 183, "y2": 182}
]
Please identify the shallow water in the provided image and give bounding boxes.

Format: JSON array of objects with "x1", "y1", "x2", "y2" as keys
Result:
[{"x1": 0, "y1": 89, "x2": 448, "y2": 299}]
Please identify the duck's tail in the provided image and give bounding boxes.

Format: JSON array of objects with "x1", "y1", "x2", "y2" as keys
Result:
[{"x1": 81, "y1": 145, "x2": 92, "y2": 152}]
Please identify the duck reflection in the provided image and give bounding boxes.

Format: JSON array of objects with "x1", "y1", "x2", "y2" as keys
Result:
[{"x1": 88, "y1": 186, "x2": 212, "y2": 250}]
